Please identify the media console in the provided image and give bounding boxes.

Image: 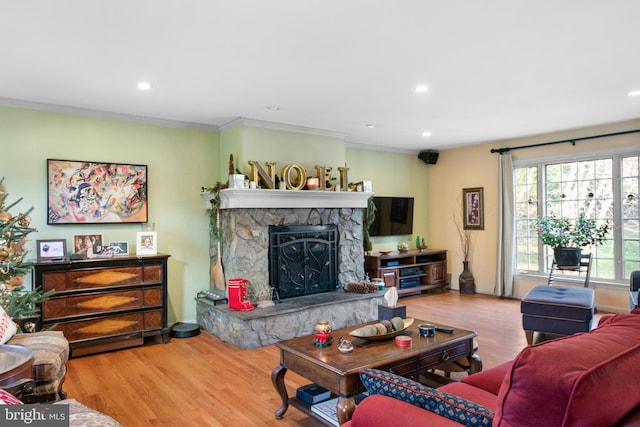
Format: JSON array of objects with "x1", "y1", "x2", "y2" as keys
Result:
[{"x1": 364, "y1": 249, "x2": 448, "y2": 296}]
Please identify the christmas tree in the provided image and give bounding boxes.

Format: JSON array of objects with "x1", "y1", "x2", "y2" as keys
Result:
[{"x1": 0, "y1": 177, "x2": 52, "y2": 325}]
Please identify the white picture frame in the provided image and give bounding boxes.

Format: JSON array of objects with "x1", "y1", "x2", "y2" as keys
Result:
[
  {"x1": 108, "y1": 241, "x2": 129, "y2": 256},
  {"x1": 136, "y1": 232, "x2": 157, "y2": 255}
]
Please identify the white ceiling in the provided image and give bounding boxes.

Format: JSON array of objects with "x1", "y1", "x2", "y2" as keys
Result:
[{"x1": 1, "y1": 1, "x2": 639, "y2": 153}]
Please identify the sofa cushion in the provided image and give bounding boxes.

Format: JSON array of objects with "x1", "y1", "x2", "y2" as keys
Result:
[
  {"x1": 349, "y1": 394, "x2": 463, "y2": 427},
  {"x1": 460, "y1": 361, "x2": 513, "y2": 396},
  {"x1": 359, "y1": 369, "x2": 494, "y2": 427},
  {"x1": 494, "y1": 311, "x2": 640, "y2": 427}
]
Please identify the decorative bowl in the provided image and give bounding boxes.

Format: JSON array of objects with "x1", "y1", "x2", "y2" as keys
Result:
[
  {"x1": 379, "y1": 250, "x2": 392, "y2": 255},
  {"x1": 397, "y1": 242, "x2": 410, "y2": 252},
  {"x1": 349, "y1": 318, "x2": 414, "y2": 341}
]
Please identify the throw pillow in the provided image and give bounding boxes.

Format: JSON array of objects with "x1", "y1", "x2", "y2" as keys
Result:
[
  {"x1": 0, "y1": 389, "x2": 23, "y2": 405},
  {"x1": 0, "y1": 304, "x2": 18, "y2": 344},
  {"x1": 359, "y1": 368, "x2": 494, "y2": 427}
]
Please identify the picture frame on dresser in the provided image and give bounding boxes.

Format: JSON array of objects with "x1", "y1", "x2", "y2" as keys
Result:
[
  {"x1": 108, "y1": 241, "x2": 129, "y2": 256},
  {"x1": 46, "y1": 158, "x2": 148, "y2": 224},
  {"x1": 36, "y1": 239, "x2": 67, "y2": 262},
  {"x1": 72, "y1": 234, "x2": 105, "y2": 259},
  {"x1": 136, "y1": 231, "x2": 157, "y2": 255}
]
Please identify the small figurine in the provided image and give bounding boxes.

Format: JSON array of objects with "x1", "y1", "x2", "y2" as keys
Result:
[{"x1": 338, "y1": 337, "x2": 354, "y2": 353}]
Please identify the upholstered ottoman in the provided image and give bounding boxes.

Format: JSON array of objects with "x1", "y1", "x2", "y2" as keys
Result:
[
  {"x1": 521, "y1": 285, "x2": 595, "y2": 345},
  {"x1": 6, "y1": 330, "x2": 69, "y2": 403}
]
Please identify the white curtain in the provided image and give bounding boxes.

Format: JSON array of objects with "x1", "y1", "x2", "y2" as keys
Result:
[{"x1": 496, "y1": 153, "x2": 515, "y2": 296}]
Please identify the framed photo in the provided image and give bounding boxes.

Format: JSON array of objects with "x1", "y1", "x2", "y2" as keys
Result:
[
  {"x1": 47, "y1": 159, "x2": 148, "y2": 224},
  {"x1": 36, "y1": 239, "x2": 67, "y2": 262},
  {"x1": 72, "y1": 234, "x2": 106, "y2": 259},
  {"x1": 107, "y1": 241, "x2": 129, "y2": 256},
  {"x1": 136, "y1": 232, "x2": 157, "y2": 255},
  {"x1": 463, "y1": 187, "x2": 484, "y2": 230}
]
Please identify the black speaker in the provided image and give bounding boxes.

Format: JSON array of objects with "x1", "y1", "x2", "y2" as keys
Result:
[{"x1": 418, "y1": 150, "x2": 439, "y2": 165}]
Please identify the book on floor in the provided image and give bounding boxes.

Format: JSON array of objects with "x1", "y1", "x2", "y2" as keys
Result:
[{"x1": 296, "y1": 384, "x2": 331, "y2": 405}]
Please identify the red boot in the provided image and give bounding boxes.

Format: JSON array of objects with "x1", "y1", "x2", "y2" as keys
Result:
[{"x1": 228, "y1": 278, "x2": 254, "y2": 311}]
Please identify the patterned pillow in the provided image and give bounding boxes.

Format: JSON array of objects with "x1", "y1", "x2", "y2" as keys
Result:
[
  {"x1": 0, "y1": 389, "x2": 23, "y2": 405},
  {"x1": 359, "y1": 369, "x2": 494, "y2": 427},
  {"x1": 0, "y1": 304, "x2": 17, "y2": 344}
]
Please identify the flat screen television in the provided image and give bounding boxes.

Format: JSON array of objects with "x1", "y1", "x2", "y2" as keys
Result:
[{"x1": 368, "y1": 197, "x2": 414, "y2": 237}]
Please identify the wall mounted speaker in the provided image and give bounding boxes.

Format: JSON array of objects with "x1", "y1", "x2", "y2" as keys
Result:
[{"x1": 418, "y1": 150, "x2": 439, "y2": 165}]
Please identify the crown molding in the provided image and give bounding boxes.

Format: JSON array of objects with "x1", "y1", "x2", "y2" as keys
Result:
[{"x1": 0, "y1": 97, "x2": 220, "y2": 132}]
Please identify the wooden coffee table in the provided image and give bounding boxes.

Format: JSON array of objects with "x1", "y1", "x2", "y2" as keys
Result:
[{"x1": 272, "y1": 318, "x2": 481, "y2": 425}]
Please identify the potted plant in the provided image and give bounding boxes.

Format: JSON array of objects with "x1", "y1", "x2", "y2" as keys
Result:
[{"x1": 536, "y1": 214, "x2": 610, "y2": 268}]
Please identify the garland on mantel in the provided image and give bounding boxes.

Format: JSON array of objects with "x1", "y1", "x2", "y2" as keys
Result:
[{"x1": 202, "y1": 181, "x2": 226, "y2": 239}]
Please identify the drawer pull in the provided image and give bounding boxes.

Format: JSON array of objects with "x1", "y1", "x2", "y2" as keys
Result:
[{"x1": 442, "y1": 350, "x2": 450, "y2": 361}]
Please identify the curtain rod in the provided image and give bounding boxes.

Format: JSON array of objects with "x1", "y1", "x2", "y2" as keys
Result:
[{"x1": 490, "y1": 129, "x2": 640, "y2": 154}]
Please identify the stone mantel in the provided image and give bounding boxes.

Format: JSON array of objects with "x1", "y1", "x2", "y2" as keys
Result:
[{"x1": 201, "y1": 189, "x2": 373, "y2": 209}]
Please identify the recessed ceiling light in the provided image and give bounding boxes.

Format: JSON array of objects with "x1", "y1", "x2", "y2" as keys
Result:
[
  {"x1": 422, "y1": 131, "x2": 432, "y2": 137},
  {"x1": 628, "y1": 90, "x2": 640, "y2": 97},
  {"x1": 137, "y1": 82, "x2": 152, "y2": 90},
  {"x1": 365, "y1": 124, "x2": 375, "y2": 129},
  {"x1": 415, "y1": 85, "x2": 429, "y2": 93},
  {"x1": 266, "y1": 106, "x2": 280, "y2": 111}
]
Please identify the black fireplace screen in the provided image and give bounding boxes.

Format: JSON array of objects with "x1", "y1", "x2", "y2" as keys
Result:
[{"x1": 269, "y1": 225, "x2": 338, "y2": 299}]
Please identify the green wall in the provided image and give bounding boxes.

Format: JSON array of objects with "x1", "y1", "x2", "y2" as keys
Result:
[
  {"x1": 1, "y1": 107, "x2": 429, "y2": 323},
  {"x1": 0, "y1": 106, "x2": 219, "y2": 323}
]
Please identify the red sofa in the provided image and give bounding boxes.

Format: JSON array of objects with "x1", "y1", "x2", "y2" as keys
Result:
[{"x1": 345, "y1": 310, "x2": 640, "y2": 427}]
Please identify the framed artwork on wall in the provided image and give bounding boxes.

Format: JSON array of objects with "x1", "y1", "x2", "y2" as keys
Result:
[
  {"x1": 36, "y1": 239, "x2": 67, "y2": 262},
  {"x1": 47, "y1": 159, "x2": 148, "y2": 224},
  {"x1": 136, "y1": 232, "x2": 157, "y2": 255},
  {"x1": 463, "y1": 187, "x2": 484, "y2": 230}
]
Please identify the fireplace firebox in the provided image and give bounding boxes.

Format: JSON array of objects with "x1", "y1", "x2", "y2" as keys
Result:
[{"x1": 269, "y1": 225, "x2": 338, "y2": 299}]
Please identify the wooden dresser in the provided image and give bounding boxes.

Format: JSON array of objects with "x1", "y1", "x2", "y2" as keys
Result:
[{"x1": 34, "y1": 254, "x2": 171, "y2": 357}]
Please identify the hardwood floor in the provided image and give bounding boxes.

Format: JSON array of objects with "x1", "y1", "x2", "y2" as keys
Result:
[{"x1": 62, "y1": 291, "x2": 604, "y2": 426}]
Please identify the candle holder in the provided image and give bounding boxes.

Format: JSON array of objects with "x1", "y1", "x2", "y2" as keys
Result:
[
  {"x1": 306, "y1": 177, "x2": 319, "y2": 190},
  {"x1": 313, "y1": 320, "x2": 333, "y2": 347}
]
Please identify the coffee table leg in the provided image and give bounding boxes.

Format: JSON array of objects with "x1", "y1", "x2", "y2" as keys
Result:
[
  {"x1": 272, "y1": 363, "x2": 289, "y2": 419},
  {"x1": 468, "y1": 352, "x2": 483, "y2": 374},
  {"x1": 336, "y1": 395, "x2": 356, "y2": 425}
]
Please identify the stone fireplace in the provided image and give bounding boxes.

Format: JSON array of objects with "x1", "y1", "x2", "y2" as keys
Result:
[
  {"x1": 196, "y1": 189, "x2": 384, "y2": 349},
  {"x1": 215, "y1": 189, "x2": 372, "y2": 300}
]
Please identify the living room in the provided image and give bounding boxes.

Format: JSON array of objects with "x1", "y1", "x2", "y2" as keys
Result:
[{"x1": 2, "y1": 2, "x2": 640, "y2": 426}]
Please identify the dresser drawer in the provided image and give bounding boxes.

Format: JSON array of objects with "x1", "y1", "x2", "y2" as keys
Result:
[
  {"x1": 43, "y1": 267, "x2": 142, "y2": 292},
  {"x1": 58, "y1": 313, "x2": 144, "y2": 341},
  {"x1": 43, "y1": 287, "x2": 163, "y2": 320}
]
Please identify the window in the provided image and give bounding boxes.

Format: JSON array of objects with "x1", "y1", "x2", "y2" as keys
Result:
[{"x1": 515, "y1": 152, "x2": 640, "y2": 282}]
